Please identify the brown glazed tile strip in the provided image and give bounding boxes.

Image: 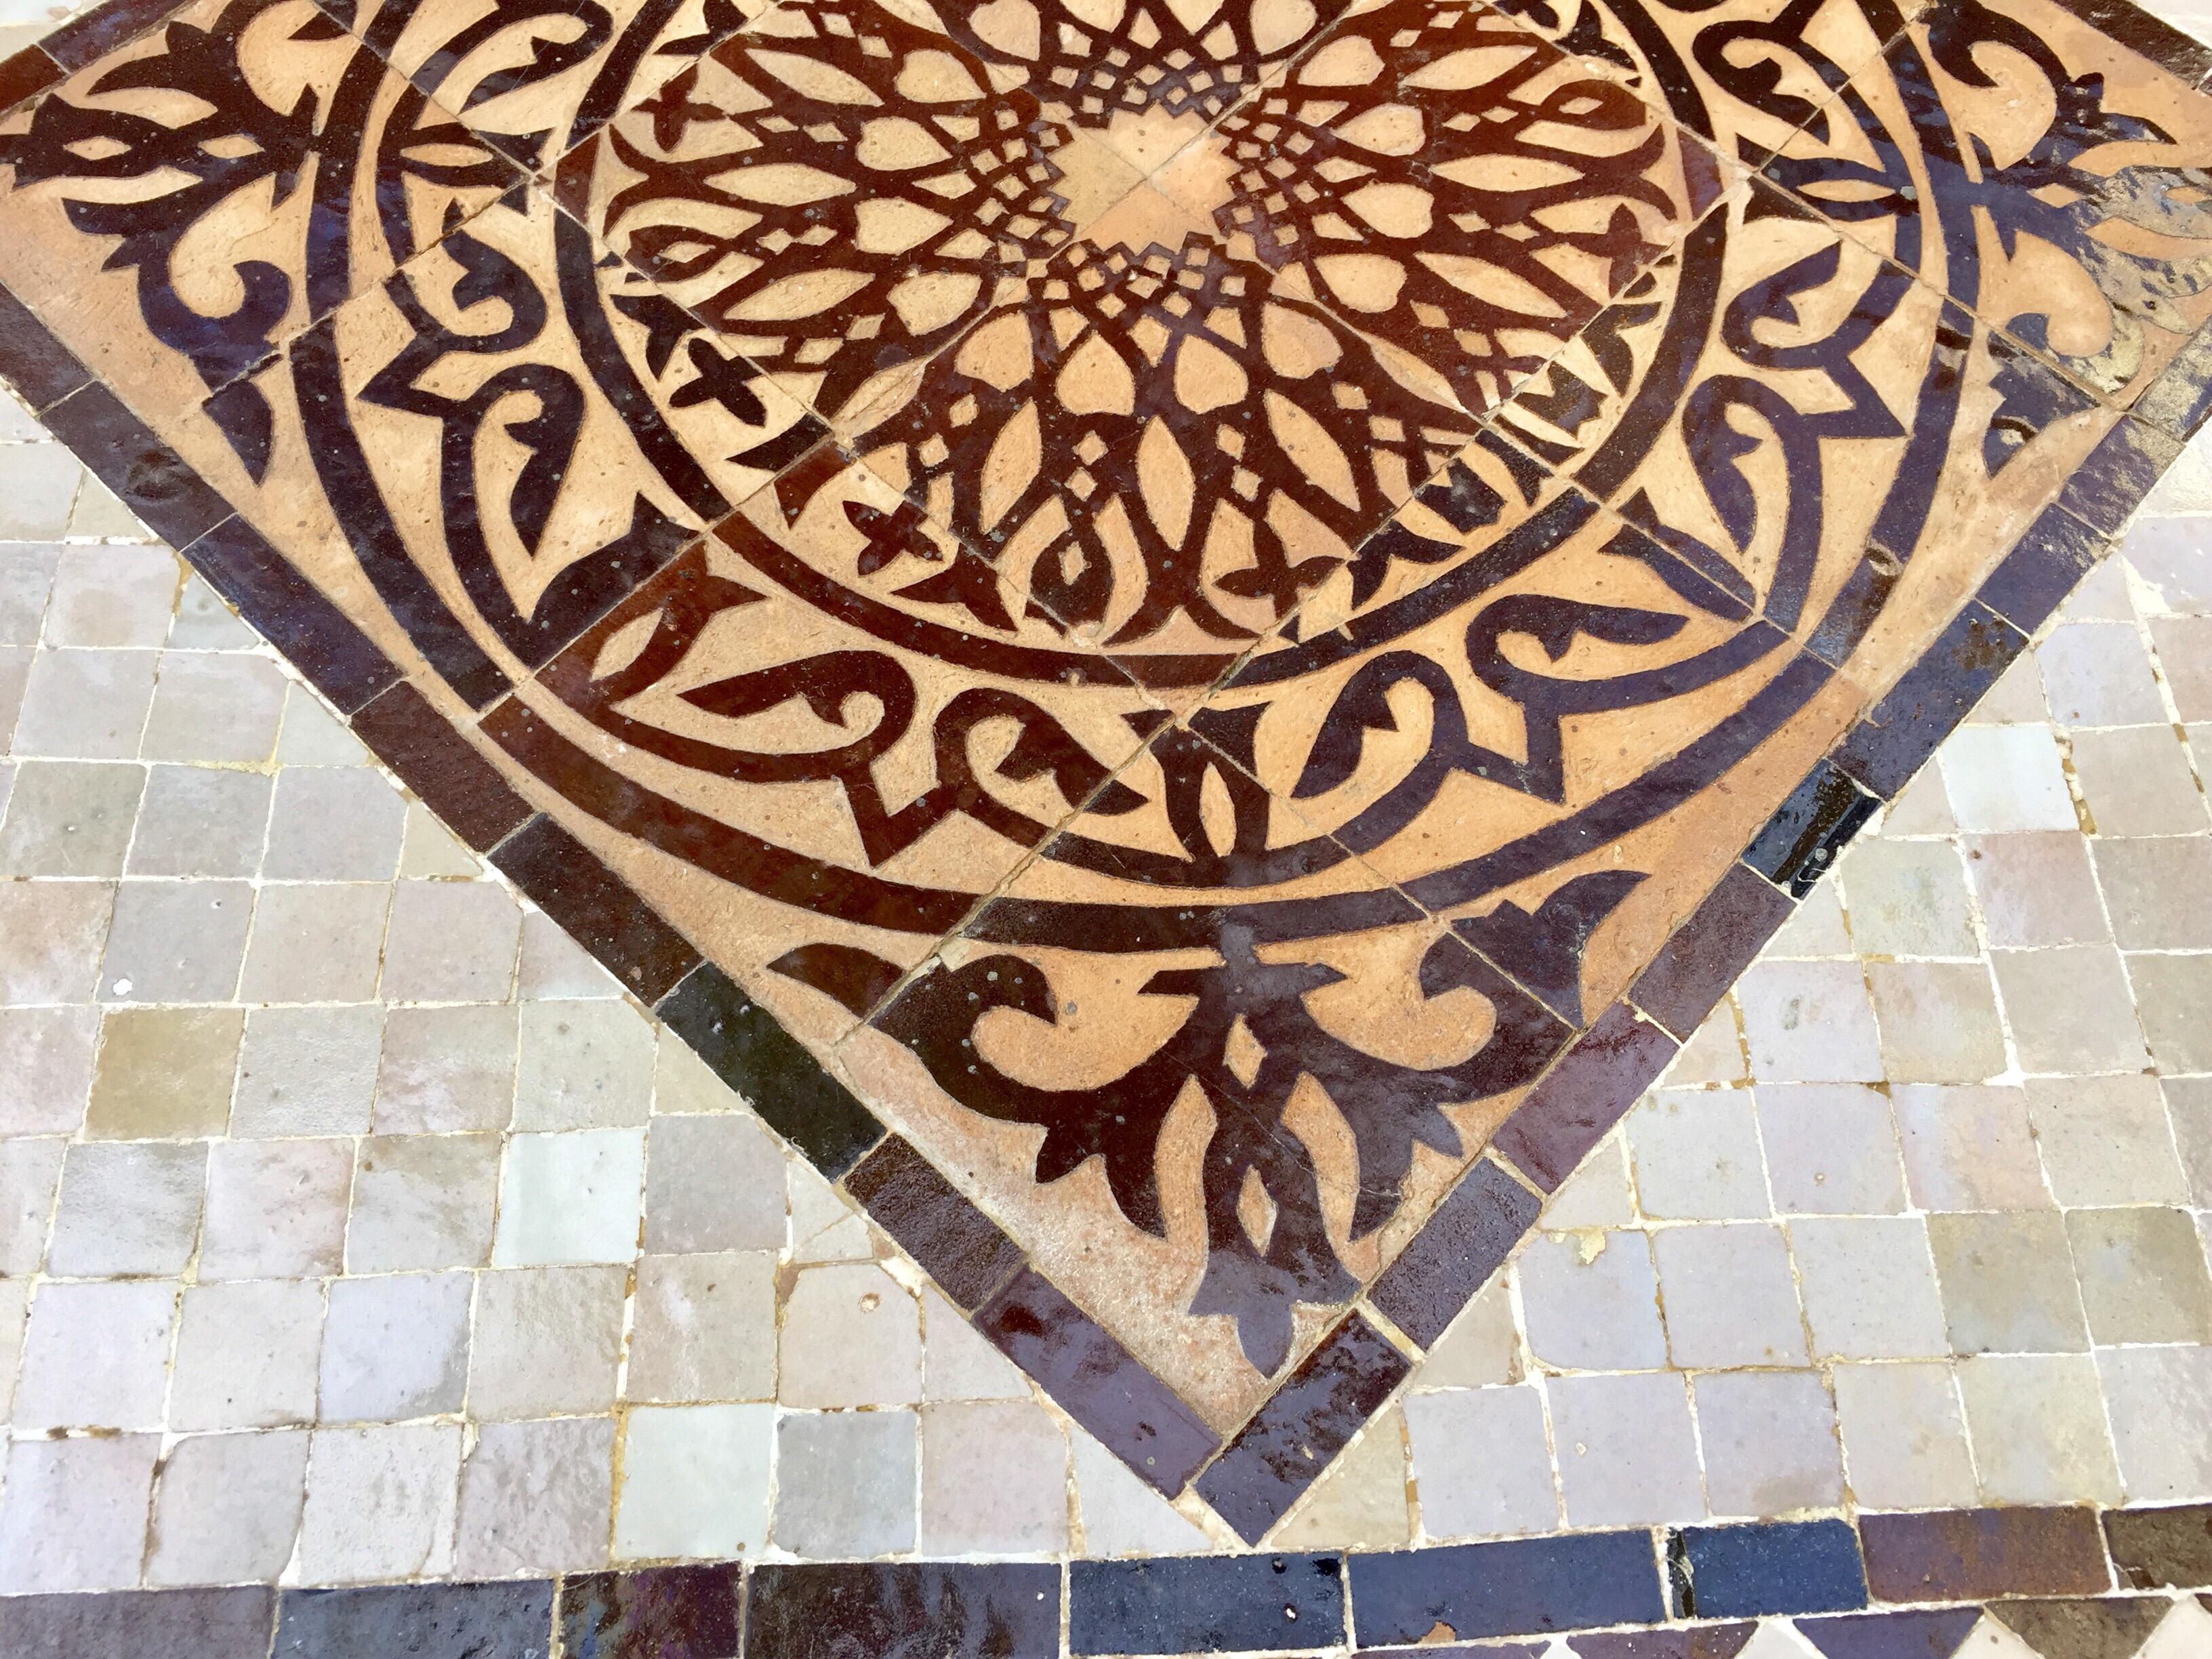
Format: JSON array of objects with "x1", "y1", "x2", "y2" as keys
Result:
[
  {"x1": 841, "y1": 1134, "x2": 1027, "y2": 1312},
  {"x1": 184, "y1": 516, "x2": 401, "y2": 714},
  {"x1": 2106, "y1": 1504, "x2": 2212, "y2": 1591},
  {"x1": 1489, "y1": 1002, "x2": 1680, "y2": 1192},
  {"x1": 1629, "y1": 859, "x2": 1799, "y2": 1042},
  {"x1": 1860, "y1": 1507, "x2": 2114, "y2": 1604},
  {"x1": 39, "y1": 0, "x2": 199, "y2": 68},
  {"x1": 350, "y1": 680, "x2": 533, "y2": 850},
  {"x1": 975, "y1": 1269, "x2": 1221, "y2": 1500},
  {"x1": 0, "y1": 47, "x2": 60, "y2": 115},
  {"x1": 1193, "y1": 1312, "x2": 1412, "y2": 1544},
  {"x1": 489, "y1": 815, "x2": 701, "y2": 1006},
  {"x1": 1366, "y1": 1155, "x2": 1542, "y2": 1350}
]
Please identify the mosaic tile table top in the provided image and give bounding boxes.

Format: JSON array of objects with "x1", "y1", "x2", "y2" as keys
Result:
[{"x1": 5, "y1": 0, "x2": 2212, "y2": 1547}]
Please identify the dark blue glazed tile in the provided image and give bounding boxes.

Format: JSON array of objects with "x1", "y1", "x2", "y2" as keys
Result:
[
  {"x1": 1629, "y1": 861, "x2": 1797, "y2": 1042},
  {"x1": 180, "y1": 516, "x2": 401, "y2": 715},
  {"x1": 0, "y1": 1587, "x2": 275, "y2": 1659},
  {"x1": 842, "y1": 1134, "x2": 1025, "y2": 1311},
  {"x1": 1489, "y1": 1005, "x2": 1676, "y2": 1191},
  {"x1": 1564, "y1": 1629, "x2": 1757, "y2": 1658},
  {"x1": 746, "y1": 1563, "x2": 1058, "y2": 1658},
  {"x1": 1675, "y1": 1520, "x2": 1866, "y2": 1620},
  {"x1": 1348, "y1": 1532, "x2": 1666, "y2": 1645},
  {"x1": 1974, "y1": 504, "x2": 2108, "y2": 636},
  {"x1": 275, "y1": 1582, "x2": 554, "y2": 1659},
  {"x1": 2057, "y1": 417, "x2": 2184, "y2": 535},
  {"x1": 1071, "y1": 1555, "x2": 1345, "y2": 1654}
]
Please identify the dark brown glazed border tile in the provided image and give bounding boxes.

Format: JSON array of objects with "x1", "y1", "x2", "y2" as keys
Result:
[
  {"x1": 1630, "y1": 861, "x2": 1799, "y2": 1042},
  {"x1": 351, "y1": 681, "x2": 532, "y2": 850},
  {"x1": 1490, "y1": 1003, "x2": 1679, "y2": 1192},
  {"x1": 2135, "y1": 325, "x2": 2212, "y2": 441},
  {"x1": 1975, "y1": 503, "x2": 2111, "y2": 636},
  {"x1": 489, "y1": 814, "x2": 701, "y2": 1004},
  {"x1": 39, "y1": 0, "x2": 194, "y2": 69},
  {"x1": 1832, "y1": 602, "x2": 2028, "y2": 800},
  {"x1": 656, "y1": 962, "x2": 886, "y2": 1180},
  {"x1": 976, "y1": 1269, "x2": 1219, "y2": 1498},
  {"x1": 842, "y1": 1134, "x2": 1025, "y2": 1312},
  {"x1": 1744, "y1": 761, "x2": 1881, "y2": 895},
  {"x1": 2057, "y1": 417, "x2": 2187, "y2": 537},
  {"x1": 39, "y1": 382, "x2": 230, "y2": 551},
  {"x1": 0, "y1": 46, "x2": 60, "y2": 115},
  {"x1": 1367, "y1": 1155, "x2": 1542, "y2": 1351},
  {"x1": 178, "y1": 516, "x2": 401, "y2": 715},
  {"x1": 2106, "y1": 1504, "x2": 2212, "y2": 1591},
  {"x1": 0, "y1": 280, "x2": 89, "y2": 409},
  {"x1": 1860, "y1": 1507, "x2": 2112, "y2": 1603},
  {"x1": 745, "y1": 1563, "x2": 1059, "y2": 1659},
  {"x1": 556, "y1": 1564, "x2": 743, "y2": 1659},
  {"x1": 1195, "y1": 1313, "x2": 1412, "y2": 1544}
]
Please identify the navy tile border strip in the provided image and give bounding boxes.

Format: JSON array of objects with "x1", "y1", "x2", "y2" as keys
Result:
[
  {"x1": 2, "y1": 1502, "x2": 2207, "y2": 1655},
  {"x1": 0, "y1": 0, "x2": 2205, "y2": 1553}
]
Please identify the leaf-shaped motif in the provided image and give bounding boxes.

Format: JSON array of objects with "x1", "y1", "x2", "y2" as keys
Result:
[
  {"x1": 1265, "y1": 390, "x2": 1358, "y2": 510},
  {"x1": 1136, "y1": 419, "x2": 1195, "y2": 548},
  {"x1": 979, "y1": 402, "x2": 1042, "y2": 532},
  {"x1": 743, "y1": 47, "x2": 883, "y2": 104}
]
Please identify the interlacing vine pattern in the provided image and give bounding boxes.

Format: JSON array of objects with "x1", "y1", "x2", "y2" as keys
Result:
[{"x1": 7, "y1": 0, "x2": 2212, "y2": 1404}]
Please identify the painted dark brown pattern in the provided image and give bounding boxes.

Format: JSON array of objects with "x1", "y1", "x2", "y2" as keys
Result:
[{"x1": 1, "y1": 0, "x2": 2211, "y2": 1536}]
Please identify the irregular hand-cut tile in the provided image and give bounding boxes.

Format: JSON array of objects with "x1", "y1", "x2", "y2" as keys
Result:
[
  {"x1": 2094, "y1": 838, "x2": 2212, "y2": 949},
  {"x1": 1736, "y1": 962, "x2": 1885, "y2": 1083},
  {"x1": 169, "y1": 1279, "x2": 324, "y2": 1431},
  {"x1": 1652, "y1": 1222, "x2": 1807, "y2": 1368},
  {"x1": 1927, "y1": 1211, "x2": 2093, "y2": 1356},
  {"x1": 346, "y1": 1134, "x2": 499, "y2": 1271},
  {"x1": 0, "y1": 1435, "x2": 159, "y2": 1593},
  {"x1": 2100, "y1": 1346, "x2": 2212, "y2": 1502},
  {"x1": 232, "y1": 1006, "x2": 384, "y2": 1138},
  {"x1": 238, "y1": 884, "x2": 391, "y2": 1004},
  {"x1": 773, "y1": 1410, "x2": 919, "y2": 1558},
  {"x1": 146, "y1": 1431, "x2": 310, "y2": 1588},
  {"x1": 1540, "y1": 1132, "x2": 1637, "y2": 1231},
  {"x1": 1406, "y1": 1387, "x2": 1559, "y2": 1542},
  {"x1": 1830, "y1": 1361, "x2": 1979, "y2": 1511},
  {"x1": 1958, "y1": 1354, "x2": 2123, "y2": 1506},
  {"x1": 2026, "y1": 1076, "x2": 2192, "y2": 1206},
  {"x1": 1891, "y1": 1085, "x2": 2053, "y2": 1211},
  {"x1": 641, "y1": 1114, "x2": 786, "y2": 1256},
  {"x1": 2130, "y1": 954, "x2": 2212, "y2": 1073},
  {"x1": 1694, "y1": 1372, "x2": 1845, "y2": 1519},
  {"x1": 1516, "y1": 1230, "x2": 1669, "y2": 1373},
  {"x1": 1410, "y1": 1280, "x2": 1522, "y2": 1392},
  {"x1": 1866, "y1": 961, "x2": 2009, "y2": 1084},
  {"x1": 85, "y1": 1006, "x2": 239, "y2": 1139},
  {"x1": 296, "y1": 1425, "x2": 462, "y2": 1585},
  {"x1": 1547, "y1": 1371, "x2": 1706, "y2": 1529},
  {"x1": 780, "y1": 1260, "x2": 924, "y2": 1408},
  {"x1": 922, "y1": 1399, "x2": 1069, "y2": 1555},
  {"x1": 1990, "y1": 947, "x2": 2152, "y2": 1076},
  {"x1": 625, "y1": 1251, "x2": 777, "y2": 1404},
  {"x1": 45, "y1": 1138, "x2": 203, "y2": 1275},
  {"x1": 262, "y1": 768, "x2": 407, "y2": 882},
  {"x1": 319, "y1": 1271, "x2": 472, "y2": 1422},
  {"x1": 2068, "y1": 1207, "x2": 2212, "y2": 1345},
  {"x1": 2068, "y1": 725, "x2": 2209, "y2": 834},
  {"x1": 1627, "y1": 1087, "x2": 1772, "y2": 1221},
  {"x1": 11, "y1": 647, "x2": 155, "y2": 758},
  {"x1": 12, "y1": 1277, "x2": 176, "y2": 1431},
  {"x1": 468, "y1": 1264, "x2": 628, "y2": 1420},
  {"x1": 615, "y1": 1404, "x2": 774, "y2": 1561},
  {"x1": 491, "y1": 1127, "x2": 646, "y2": 1265},
  {"x1": 1755, "y1": 1085, "x2": 1905, "y2": 1215},
  {"x1": 373, "y1": 1005, "x2": 518, "y2": 1136},
  {"x1": 380, "y1": 881, "x2": 523, "y2": 1004},
  {"x1": 0, "y1": 758, "x2": 141, "y2": 874},
  {"x1": 201, "y1": 1139, "x2": 352, "y2": 1280},
  {"x1": 99, "y1": 878, "x2": 251, "y2": 1002},
  {"x1": 1789, "y1": 1216, "x2": 1948, "y2": 1361},
  {"x1": 139, "y1": 652, "x2": 287, "y2": 764},
  {"x1": 454, "y1": 1416, "x2": 617, "y2": 1578},
  {"x1": 514, "y1": 999, "x2": 656, "y2": 1130},
  {"x1": 0, "y1": 1135, "x2": 61, "y2": 1275}
]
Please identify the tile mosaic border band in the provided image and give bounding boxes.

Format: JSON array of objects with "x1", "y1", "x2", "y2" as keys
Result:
[
  {"x1": 3, "y1": 0, "x2": 2212, "y2": 1553},
  {"x1": 1, "y1": 1500, "x2": 2209, "y2": 1655}
]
